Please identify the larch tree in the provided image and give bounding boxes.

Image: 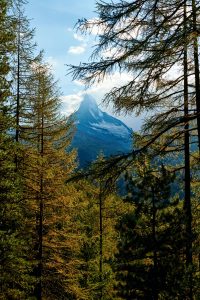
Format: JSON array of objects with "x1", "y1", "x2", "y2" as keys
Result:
[
  {"x1": 73, "y1": 178, "x2": 129, "y2": 300},
  {"x1": 11, "y1": 0, "x2": 38, "y2": 170},
  {"x1": 191, "y1": 0, "x2": 200, "y2": 150},
  {"x1": 0, "y1": 0, "x2": 34, "y2": 298},
  {"x1": 69, "y1": 2, "x2": 200, "y2": 298},
  {"x1": 68, "y1": 0, "x2": 198, "y2": 161},
  {"x1": 20, "y1": 61, "x2": 79, "y2": 299},
  {"x1": 68, "y1": 0, "x2": 199, "y2": 162}
]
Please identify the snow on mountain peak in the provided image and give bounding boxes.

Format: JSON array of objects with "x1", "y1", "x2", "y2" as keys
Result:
[
  {"x1": 77, "y1": 94, "x2": 103, "y2": 120},
  {"x1": 79, "y1": 94, "x2": 98, "y2": 111},
  {"x1": 90, "y1": 120, "x2": 130, "y2": 138},
  {"x1": 75, "y1": 94, "x2": 132, "y2": 139},
  {"x1": 72, "y1": 94, "x2": 132, "y2": 167}
]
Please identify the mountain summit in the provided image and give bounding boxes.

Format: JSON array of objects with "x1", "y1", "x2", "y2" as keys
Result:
[
  {"x1": 78, "y1": 94, "x2": 99, "y2": 117},
  {"x1": 71, "y1": 95, "x2": 132, "y2": 167}
]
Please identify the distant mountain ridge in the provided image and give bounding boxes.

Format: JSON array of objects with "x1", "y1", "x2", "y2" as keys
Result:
[{"x1": 71, "y1": 95, "x2": 133, "y2": 167}]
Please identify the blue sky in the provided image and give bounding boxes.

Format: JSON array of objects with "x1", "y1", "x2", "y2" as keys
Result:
[{"x1": 25, "y1": 0, "x2": 143, "y2": 130}]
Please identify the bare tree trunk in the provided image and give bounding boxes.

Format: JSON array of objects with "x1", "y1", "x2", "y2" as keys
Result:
[
  {"x1": 99, "y1": 183, "x2": 103, "y2": 300},
  {"x1": 184, "y1": 2, "x2": 193, "y2": 298},
  {"x1": 152, "y1": 187, "x2": 158, "y2": 300},
  {"x1": 15, "y1": 17, "x2": 20, "y2": 171},
  {"x1": 192, "y1": 0, "x2": 200, "y2": 153}
]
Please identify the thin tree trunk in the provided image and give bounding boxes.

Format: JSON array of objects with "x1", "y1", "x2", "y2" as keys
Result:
[
  {"x1": 35, "y1": 73, "x2": 44, "y2": 300},
  {"x1": 39, "y1": 77, "x2": 44, "y2": 300},
  {"x1": 15, "y1": 19, "x2": 20, "y2": 171},
  {"x1": 16, "y1": 31, "x2": 20, "y2": 144},
  {"x1": 99, "y1": 183, "x2": 103, "y2": 300},
  {"x1": 192, "y1": 0, "x2": 200, "y2": 153},
  {"x1": 152, "y1": 187, "x2": 158, "y2": 300},
  {"x1": 184, "y1": 2, "x2": 193, "y2": 298},
  {"x1": 38, "y1": 178, "x2": 43, "y2": 300}
]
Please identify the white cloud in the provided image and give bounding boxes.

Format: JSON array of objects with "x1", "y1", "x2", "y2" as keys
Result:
[
  {"x1": 60, "y1": 93, "x2": 84, "y2": 115},
  {"x1": 61, "y1": 72, "x2": 132, "y2": 115},
  {"x1": 86, "y1": 72, "x2": 133, "y2": 100},
  {"x1": 73, "y1": 79, "x2": 85, "y2": 87},
  {"x1": 60, "y1": 72, "x2": 144, "y2": 130},
  {"x1": 65, "y1": 72, "x2": 133, "y2": 111},
  {"x1": 73, "y1": 33, "x2": 85, "y2": 42},
  {"x1": 79, "y1": 17, "x2": 143, "y2": 44},
  {"x1": 68, "y1": 45, "x2": 86, "y2": 55}
]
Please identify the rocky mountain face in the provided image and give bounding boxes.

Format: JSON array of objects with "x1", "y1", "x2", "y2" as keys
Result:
[{"x1": 71, "y1": 95, "x2": 133, "y2": 168}]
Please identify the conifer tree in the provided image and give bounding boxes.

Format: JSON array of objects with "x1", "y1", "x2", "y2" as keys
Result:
[
  {"x1": 69, "y1": 3, "x2": 199, "y2": 298},
  {"x1": 191, "y1": 0, "x2": 200, "y2": 150},
  {"x1": 69, "y1": 0, "x2": 198, "y2": 138},
  {"x1": 69, "y1": 0, "x2": 199, "y2": 160},
  {"x1": 20, "y1": 61, "x2": 81, "y2": 299},
  {"x1": 72, "y1": 178, "x2": 129, "y2": 300},
  {"x1": 11, "y1": 0, "x2": 38, "y2": 170},
  {"x1": 114, "y1": 158, "x2": 187, "y2": 299},
  {"x1": 0, "y1": 1, "x2": 34, "y2": 298}
]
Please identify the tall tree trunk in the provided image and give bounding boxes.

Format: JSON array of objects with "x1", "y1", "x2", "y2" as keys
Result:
[
  {"x1": 16, "y1": 30, "x2": 20, "y2": 144},
  {"x1": 37, "y1": 178, "x2": 43, "y2": 300},
  {"x1": 184, "y1": 2, "x2": 193, "y2": 298},
  {"x1": 152, "y1": 187, "x2": 158, "y2": 300},
  {"x1": 35, "y1": 74, "x2": 44, "y2": 300},
  {"x1": 192, "y1": 0, "x2": 200, "y2": 152},
  {"x1": 15, "y1": 20, "x2": 20, "y2": 171},
  {"x1": 99, "y1": 183, "x2": 103, "y2": 300},
  {"x1": 38, "y1": 80, "x2": 44, "y2": 300}
]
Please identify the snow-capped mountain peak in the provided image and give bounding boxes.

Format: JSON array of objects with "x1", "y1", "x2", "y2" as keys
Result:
[
  {"x1": 72, "y1": 94, "x2": 132, "y2": 167},
  {"x1": 77, "y1": 94, "x2": 103, "y2": 121},
  {"x1": 79, "y1": 94, "x2": 98, "y2": 111},
  {"x1": 76, "y1": 95, "x2": 132, "y2": 137}
]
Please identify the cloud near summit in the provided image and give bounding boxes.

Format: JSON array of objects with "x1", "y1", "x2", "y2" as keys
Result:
[
  {"x1": 68, "y1": 45, "x2": 86, "y2": 55},
  {"x1": 61, "y1": 72, "x2": 132, "y2": 115}
]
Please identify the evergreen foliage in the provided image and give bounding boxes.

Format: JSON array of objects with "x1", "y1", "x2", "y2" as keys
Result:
[
  {"x1": 69, "y1": 2, "x2": 200, "y2": 299},
  {"x1": 114, "y1": 159, "x2": 187, "y2": 299},
  {"x1": 73, "y1": 179, "x2": 129, "y2": 300},
  {"x1": 0, "y1": 0, "x2": 199, "y2": 299},
  {"x1": 0, "y1": 1, "x2": 34, "y2": 298},
  {"x1": 20, "y1": 62, "x2": 78, "y2": 299}
]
